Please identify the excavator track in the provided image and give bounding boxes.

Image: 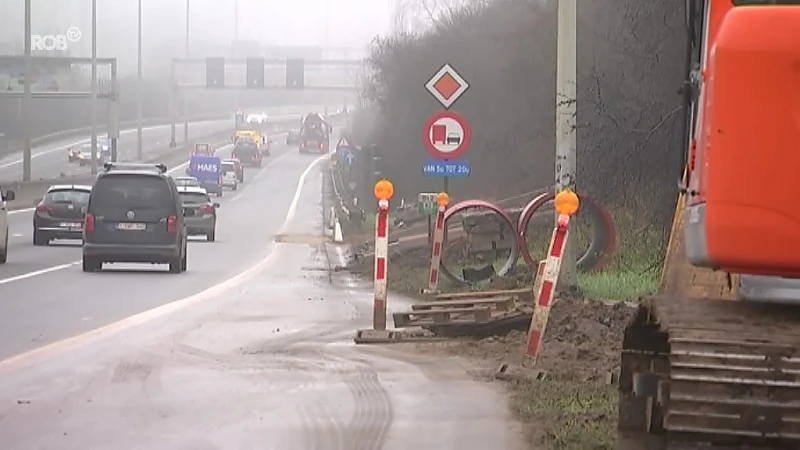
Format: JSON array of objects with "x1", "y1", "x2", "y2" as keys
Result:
[{"x1": 619, "y1": 196, "x2": 800, "y2": 449}]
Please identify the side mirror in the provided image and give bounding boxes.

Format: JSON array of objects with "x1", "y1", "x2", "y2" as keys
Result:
[
  {"x1": 32, "y1": 197, "x2": 41, "y2": 205},
  {"x1": 4, "y1": 190, "x2": 15, "y2": 201},
  {"x1": 213, "y1": 202, "x2": 220, "y2": 208}
]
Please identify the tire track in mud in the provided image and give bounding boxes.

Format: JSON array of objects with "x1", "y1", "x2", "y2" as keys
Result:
[{"x1": 342, "y1": 364, "x2": 394, "y2": 450}]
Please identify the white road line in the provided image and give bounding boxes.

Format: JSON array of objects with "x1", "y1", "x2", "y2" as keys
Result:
[
  {"x1": 0, "y1": 261, "x2": 81, "y2": 286},
  {"x1": 0, "y1": 152, "x2": 330, "y2": 372}
]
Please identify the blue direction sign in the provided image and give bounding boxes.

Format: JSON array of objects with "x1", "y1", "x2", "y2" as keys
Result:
[
  {"x1": 422, "y1": 159, "x2": 470, "y2": 178},
  {"x1": 344, "y1": 151, "x2": 356, "y2": 165}
]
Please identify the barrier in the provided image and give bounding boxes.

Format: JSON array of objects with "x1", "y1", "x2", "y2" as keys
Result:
[
  {"x1": 424, "y1": 192, "x2": 450, "y2": 294},
  {"x1": 524, "y1": 190, "x2": 580, "y2": 365},
  {"x1": 372, "y1": 179, "x2": 394, "y2": 331}
]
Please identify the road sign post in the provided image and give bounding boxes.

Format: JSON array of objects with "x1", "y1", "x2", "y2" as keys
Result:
[
  {"x1": 373, "y1": 179, "x2": 394, "y2": 331},
  {"x1": 523, "y1": 190, "x2": 580, "y2": 366}
]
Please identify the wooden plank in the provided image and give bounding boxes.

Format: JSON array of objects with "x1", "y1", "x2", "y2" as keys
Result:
[
  {"x1": 411, "y1": 296, "x2": 514, "y2": 311},
  {"x1": 393, "y1": 307, "x2": 493, "y2": 327},
  {"x1": 435, "y1": 288, "x2": 532, "y2": 300},
  {"x1": 407, "y1": 307, "x2": 489, "y2": 316}
]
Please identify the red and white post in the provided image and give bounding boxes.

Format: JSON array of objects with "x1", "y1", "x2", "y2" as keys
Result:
[
  {"x1": 373, "y1": 179, "x2": 394, "y2": 330},
  {"x1": 425, "y1": 192, "x2": 450, "y2": 294},
  {"x1": 524, "y1": 190, "x2": 580, "y2": 365}
]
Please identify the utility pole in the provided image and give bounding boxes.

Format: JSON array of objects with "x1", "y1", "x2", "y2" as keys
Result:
[
  {"x1": 555, "y1": 0, "x2": 577, "y2": 287},
  {"x1": 183, "y1": 0, "x2": 190, "y2": 151},
  {"x1": 22, "y1": 0, "x2": 31, "y2": 182},
  {"x1": 234, "y1": 0, "x2": 239, "y2": 110},
  {"x1": 137, "y1": 0, "x2": 143, "y2": 160},
  {"x1": 90, "y1": 0, "x2": 98, "y2": 175}
]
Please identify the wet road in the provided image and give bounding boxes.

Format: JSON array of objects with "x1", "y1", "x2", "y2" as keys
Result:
[
  {"x1": 0, "y1": 134, "x2": 526, "y2": 449},
  {"x1": 0, "y1": 105, "x2": 311, "y2": 183}
]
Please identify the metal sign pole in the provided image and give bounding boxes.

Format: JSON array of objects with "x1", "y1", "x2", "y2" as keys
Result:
[
  {"x1": 22, "y1": 0, "x2": 31, "y2": 182},
  {"x1": 136, "y1": 0, "x2": 143, "y2": 160},
  {"x1": 109, "y1": 61, "x2": 119, "y2": 162},
  {"x1": 90, "y1": 0, "x2": 98, "y2": 175}
]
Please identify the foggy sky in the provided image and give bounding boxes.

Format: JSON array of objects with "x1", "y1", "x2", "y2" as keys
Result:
[{"x1": 0, "y1": 0, "x2": 392, "y2": 74}]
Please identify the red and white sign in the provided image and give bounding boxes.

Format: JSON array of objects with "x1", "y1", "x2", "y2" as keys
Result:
[
  {"x1": 423, "y1": 110, "x2": 471, "y2": 160},
  {"x1": 425, "y1": 63, "x2": 469, "y2": 109}
]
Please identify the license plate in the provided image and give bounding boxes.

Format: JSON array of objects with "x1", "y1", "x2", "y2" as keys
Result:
[
  {"x1": 60, "y1": 222, "x2": 82, "y2": 228},
  {"x1": 116, "y1": 222, "x2": 146, "y2": 231}
]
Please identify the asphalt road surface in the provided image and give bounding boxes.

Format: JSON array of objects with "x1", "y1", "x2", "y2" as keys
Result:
[
  {"x1": 0, "y1": 105, "x2": 312, "y2": 183},
  {"x1": 0, "y1": 135, "x2": 526, "y2": 450}
]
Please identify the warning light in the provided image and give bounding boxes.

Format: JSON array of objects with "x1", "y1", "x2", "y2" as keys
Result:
[
  {"x1": 436, "y1": 192, "x2": 450, "y2": 207},
  {"x1": 554, "y1": 189, "x2": 579, "y2": 216},
  {"x1": 374, "y1": 179, "x2": 394, "y2": 201}
]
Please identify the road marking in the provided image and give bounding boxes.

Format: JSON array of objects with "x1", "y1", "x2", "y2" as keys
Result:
[
  {"x1": 0, "y1": 261, "x2": 80, "y2": 286},
  {"x1": 0, "y1": 152, "x2": 330, "y2": 372}
]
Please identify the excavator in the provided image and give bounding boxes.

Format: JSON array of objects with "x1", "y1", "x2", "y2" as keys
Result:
[{"x1": 618, "y1": 1, "x2": 800, "y2": 448}]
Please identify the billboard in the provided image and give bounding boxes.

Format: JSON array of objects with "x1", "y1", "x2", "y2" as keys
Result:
[{"x1": 0, "y1": 56, "x2": 76, "y2": 93}]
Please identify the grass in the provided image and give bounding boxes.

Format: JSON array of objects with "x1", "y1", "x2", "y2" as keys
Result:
[
  {"x1": 511, "y1": 379, "x2": 617, "y2": 449},
  {"x1": 578, "y1": 268, "x2": 658, "y2": 300}
]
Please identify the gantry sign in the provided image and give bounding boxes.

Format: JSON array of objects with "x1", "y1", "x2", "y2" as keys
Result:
[
  {"x1": 0, "y1": 55, "x2": 120, "y2": 180},
  {"x1": 168, "y1": 57, "x2": 361, "y2": 147}
]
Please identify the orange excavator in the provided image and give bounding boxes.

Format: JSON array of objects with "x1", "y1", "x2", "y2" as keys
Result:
[{"x1": 618, "y1": 1, "x2": 800, "y2": 448}]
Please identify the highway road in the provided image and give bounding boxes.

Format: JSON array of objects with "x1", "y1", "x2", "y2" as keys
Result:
[
  {"x1": 0, "y1": 105, "x2": 312, "y2": 183},
  {"x1": 0, "y1": 132, "x2": 524, "y2": 449}
]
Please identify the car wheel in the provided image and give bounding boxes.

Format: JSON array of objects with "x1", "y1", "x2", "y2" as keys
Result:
[
  {"x1": 207, "y1": 229, "x2": 216, "y2": 242},
  {"x1": 82, "y1": 255, "x2": 101, "y2": 272},
  {"x1": 169, "y1": 254, "x2": 183, "y2": 273},
  {"x1": 232, "y1": 183, "x2": 238, "y2": 191},
  {"x1": 0, "y1": 230, "x2": 8, "y2": 264},
  {"x1": 33, "y1": 229, "x2": 48, "y2": 246},
  {"x1": 217, "y1": 191, "x2": 223, "y2": 198}
]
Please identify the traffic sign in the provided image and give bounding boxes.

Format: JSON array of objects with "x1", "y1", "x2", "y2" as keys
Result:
[
  {"x1": 425, "y1": 63, "x2": 469, "y2": 109},
  {"x1": 344, "y1": 151, "x2": 356, "y2": 165},
  {"x1": 423, "y1": 110, "x2": 471, "y2": 160},
  {"x1": 418, "y1": 193, "x2": 439, "y2": 216},
  {"x1": 422, "y1": 159, "x2": 470, "y2": 178},
  {"x1": 336, "y1": 136, "x2": 352, "y2": 150}
]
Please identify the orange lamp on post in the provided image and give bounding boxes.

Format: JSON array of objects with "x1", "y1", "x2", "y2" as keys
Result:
[
  {"x1": 374, "y1": 179, "x2": 394, "y2": 210},
  {"x1": 554, "y1": 189, "x2": 579, "y2": 227},
  {"x1": 436, "y1": 192, "x2": 450, "y2": 209}
]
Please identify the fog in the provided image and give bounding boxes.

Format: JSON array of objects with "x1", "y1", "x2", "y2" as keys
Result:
[{"x1": 0, "y1": 0, "x2": 392, "y2": 74}]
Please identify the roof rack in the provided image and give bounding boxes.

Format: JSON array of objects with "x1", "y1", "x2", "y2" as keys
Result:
[{"x1": 103, "y1": 162, "x2": 167, "y2": 174}]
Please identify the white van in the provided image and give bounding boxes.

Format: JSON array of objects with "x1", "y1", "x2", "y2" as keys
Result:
[{"x1": 0, "y1": 186, "x2": 17, "y2": 264}]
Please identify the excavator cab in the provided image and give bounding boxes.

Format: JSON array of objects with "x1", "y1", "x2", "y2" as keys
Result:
[{"x1": 682, "y1": 2, "x2": 800, "y2": 278}]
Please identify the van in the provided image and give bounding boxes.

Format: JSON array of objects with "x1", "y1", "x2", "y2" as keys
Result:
[{"x1": 82, "y1": 163, "x2": 188, "y2": 273}]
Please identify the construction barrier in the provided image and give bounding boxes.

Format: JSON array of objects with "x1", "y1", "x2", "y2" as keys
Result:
[
  {"x1": 424, "y1": 192, "x2": 450, "y2": 294},
  {"x1": 372, "y1": 179, "x2": 394, "y2": 330},
  {"x1": 524, "y1": 190, "x2": 579, "y2": 365}
]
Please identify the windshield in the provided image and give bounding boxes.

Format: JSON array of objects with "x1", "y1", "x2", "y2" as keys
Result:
[
  {"x1": 222, "y1": 163, "x2": 235, "y2": 172},
  {"x1": 45, "y1": 189, "x2": 90, "y2": 204},
  {"x1": 90, "y1": 175, "x2": 174, "y2": 210},
  {"x1": 179, "y1": 192, "x2": 209, "y2": 204}
]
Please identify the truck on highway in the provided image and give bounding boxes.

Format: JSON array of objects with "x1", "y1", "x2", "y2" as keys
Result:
[
  {"x1": 617, "y1": 2, "x2": 800, "y2": 449},
  {"x1": 186, "y1": 154, "x2": 223, "y2": 197},
  {"x1": 68, "y1": 138, "x2": 111, "y2": 166},
  {"x1": 298, "y1": 113, "x2": 331, "y2": 154},
  {"x1": 192, "y1": 142, "x2": 214, "y2": 156}
]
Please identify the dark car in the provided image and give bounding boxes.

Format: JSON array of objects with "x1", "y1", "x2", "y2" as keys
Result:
[
  {"x1": 178, "y1": 186, "x2": 219, "y2": 241},
  {"x1": 82, "y1": 162, "x2": 188, "y2": 273},
  {"x1": 286, "y1": 129, "x2": 300, "y2": 145},
  {"x1": 33, "y1": 184, "x2": 92, "y2": 245}
]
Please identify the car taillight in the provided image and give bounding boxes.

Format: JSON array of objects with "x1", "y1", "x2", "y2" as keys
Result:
[
  {"x1": 218, "y1": 175, "x2": 223, "y2": 184},
  {"x1": 300, "y1": 143, "x2": 305, "y2": 148},
  {"x1": 35, "y1": 204, "x2": 51, "y2": 213},
  {"x1": 200, "y1": 204, "x2": 214, "y2": 214},
  {"x1": 167, "y1": 215, "x2": 177, "y2": 233},
  {"x1": 84, "y1": 213, "x2": 95, "y2": 232},
  {"x1": 319, "y1": 143, "x2": 324, "y2": 149}
]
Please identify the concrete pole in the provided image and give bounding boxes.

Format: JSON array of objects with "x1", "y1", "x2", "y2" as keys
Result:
[
  {"x1": 90, "y1": 0, "x2": 98, "y2": 175},
  {"x1": 22, "y1": 0, "x2": 31, "y2": 182},
  {"x1": 555, "y1": 0, "x2": 577, "y2": 287},
  {"x1": 234, "y1": 0, "x2": 239, "y2": 110},
  {"x1": 183, "y1": 0, "x2": 189, "y2": 151},
  {"x1": 137, "y1": 0, "x2": 143, "y2": 160}
]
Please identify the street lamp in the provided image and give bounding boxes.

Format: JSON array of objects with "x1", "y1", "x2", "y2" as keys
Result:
[{"x1": 90, "y1": 0, "x2": 98, "y2": 175}]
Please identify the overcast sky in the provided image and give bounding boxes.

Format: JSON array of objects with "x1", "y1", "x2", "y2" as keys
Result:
[{"x1": 0, "y1": 0, "x2": 393, "y2": 73}]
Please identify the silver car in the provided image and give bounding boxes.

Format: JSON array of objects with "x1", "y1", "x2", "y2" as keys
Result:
[
  {"x1": 178, "y1": 186, "x2": 219, "y2": 241},
  {"x1": 174, "y1": 176, "x2": 202, "y2": 188}
]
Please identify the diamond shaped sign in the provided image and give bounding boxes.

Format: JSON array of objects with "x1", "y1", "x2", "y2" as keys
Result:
[{"x1": 425, "y1": 63, "x2": 469, "y2": 109}]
